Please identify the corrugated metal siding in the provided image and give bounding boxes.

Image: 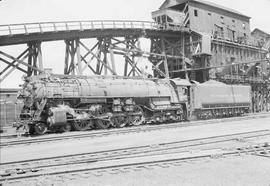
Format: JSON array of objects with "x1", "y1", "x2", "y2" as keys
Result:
[
  {"x1": 0, "y1": 100, "x2": 23, "y2": 127},
  {"x1": 0, "y1": 89, "x2": 23, "y2": 127}
]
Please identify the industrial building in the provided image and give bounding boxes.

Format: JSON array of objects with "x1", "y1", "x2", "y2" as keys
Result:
[
  {"x1": 153, "y1": 0, "x2": 251, "y2": 41},
  {"x1": 151, "y1": 0, "x2": 270, "y2": 112},
  {"x1": 251, "y1": 28, "x2": 270, "y2": 50}
]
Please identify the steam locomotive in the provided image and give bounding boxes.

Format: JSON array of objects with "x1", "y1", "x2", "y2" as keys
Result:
[{"x1": 16, "y1": 74, "x2": 251, "y2": 135}]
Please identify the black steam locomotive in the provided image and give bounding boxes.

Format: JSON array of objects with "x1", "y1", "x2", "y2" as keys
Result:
[{"x1": 16, "y1": 74, "x2": 251, "y2": 135}]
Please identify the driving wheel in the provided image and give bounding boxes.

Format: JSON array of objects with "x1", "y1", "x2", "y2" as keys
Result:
[
  {"x1": 95, "y1": 106, "x2": 112, "y2": 129},
  {"x1": 129, "y1": 105, "x2": 145, "y2": 126},
  {"x1": 111, "y1": 116, "x2": 129, "y2": 128}
]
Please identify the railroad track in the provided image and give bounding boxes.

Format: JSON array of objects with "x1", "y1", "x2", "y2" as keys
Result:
[
  {"x1": 1, "y1": 130, "x2": 269, "y2": 184},
  {"x1": 1, "y1": 112, "x2": 270, "y2": 148}
]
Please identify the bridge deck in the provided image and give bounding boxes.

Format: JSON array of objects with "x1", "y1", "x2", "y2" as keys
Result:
[{"x1": 0, "y1": 20, "x2": 189, "y2": 46}]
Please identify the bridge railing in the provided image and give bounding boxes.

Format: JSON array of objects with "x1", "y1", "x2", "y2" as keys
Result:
[{"x1": 0, "y1": 20, "x2": 184, "y2": 36}]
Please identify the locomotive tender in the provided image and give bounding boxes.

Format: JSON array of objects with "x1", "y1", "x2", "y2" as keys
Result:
[
  {"x1": 191, "y1": 81, "x2": 251, "y2": 119},
  {"x1": 16, "y1": 74, "x2": 251, "y2": 135}
]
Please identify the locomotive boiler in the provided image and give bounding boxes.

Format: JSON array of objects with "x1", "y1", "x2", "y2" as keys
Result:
[{"x1": 17, "y1": 74, "x2": 190, "y2": 134}]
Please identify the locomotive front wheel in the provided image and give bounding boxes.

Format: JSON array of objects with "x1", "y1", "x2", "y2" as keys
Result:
[{"x1": 34, "y1": 123, "x2": 48, "y2": 135}]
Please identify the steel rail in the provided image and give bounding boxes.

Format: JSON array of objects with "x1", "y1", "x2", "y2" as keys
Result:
[
  {"x1": 1, "y1": 129, "x2": 269, "y2": 166},
  {"x1": 1, "y1": 112, "x2": 270, "y2": 147},
  {"x1": 1, "y1": 136, "x2": 269, "y2": 183}
]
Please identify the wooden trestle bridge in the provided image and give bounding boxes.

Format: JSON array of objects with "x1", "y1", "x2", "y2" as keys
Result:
[{"x1": 0, "y1": 20, "x2": 190, "y2": 81}]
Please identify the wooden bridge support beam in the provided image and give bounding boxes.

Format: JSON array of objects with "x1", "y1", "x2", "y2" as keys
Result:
[
  {"x1": 27, "y1": 42, "x2": 44, "y2": 76},
  {"x1": 0, "y1": 42, "x2": 44, "y2": 83},
  {"x1": 64, "y1": 39, "x2": 81, "y2": 75},
  {"x1": 1, "y1": 35, "x2": 186, "y2": 81},
  {"x1": 0, "y1": 49, "x2": 29, "y2": 83},
  {"x1": 64, "y1": 38, "x2": 121, "y2": 76},
  {"x1": 149, "y1": 33, "x2": 188, "y2": 79}
]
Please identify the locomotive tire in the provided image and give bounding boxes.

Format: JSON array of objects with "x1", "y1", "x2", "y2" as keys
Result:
[{"x1": 34, "y1": 123, "x2": 48, "y2": 135}]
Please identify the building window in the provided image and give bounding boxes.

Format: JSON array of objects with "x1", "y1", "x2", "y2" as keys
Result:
[
  {"x1": 208, "y1": 12, "x2": 211, "y2": 16},
  {"x1": 232, "y1": 19, "x2": 235, "y2": 27},
  {"x1": 242, "y1": 23, "x2": 246, "y2": 29},
  {"x1": 214, "y1": 24, "x2": 224, "y2": 38},
  {"x1": 194, "y1": 9, "x2": 198, "y2": 17},
  {"x1": 221, "y1": 16, "x2": 224, "y2": 24},
  {"x1": 157, "y1": 16, "x2": 161, "y2": 23}
]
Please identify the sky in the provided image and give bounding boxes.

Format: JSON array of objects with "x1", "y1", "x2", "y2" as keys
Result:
[{"x1": 0, "y1": 0, "x2": 270, "y2": 88}]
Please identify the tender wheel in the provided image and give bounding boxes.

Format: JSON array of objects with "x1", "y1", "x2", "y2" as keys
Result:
[
  {"x1": 34, "y1": 123, "x2": 48, "y2": 135},
  {"x1": 111, "y1": 116, "x2": 129, "y2": 128},
  {"x1": 168, "y1": 113, "x2": 178, "y2": 122},
  {"x1": 129, "y1": 105, "x2": 145, "y2": 126},
  {"x1": 73, "y1": 120, "x2": 93, "y2": 131},
  {"x1": 153, "y1": 114, "x2": 164, "y2": 123}
]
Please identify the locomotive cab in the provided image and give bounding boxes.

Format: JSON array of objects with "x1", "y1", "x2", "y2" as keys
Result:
[
  {"x1": 170, "y1": 78, "x2": 191, "y2": 120},
  {"x1": 170, "y1": 78, "x2": 191, "y2": 102}
]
